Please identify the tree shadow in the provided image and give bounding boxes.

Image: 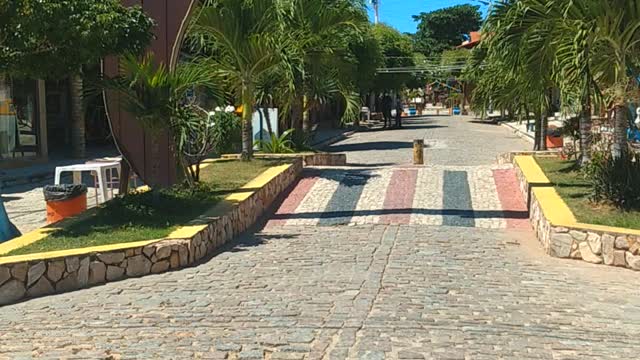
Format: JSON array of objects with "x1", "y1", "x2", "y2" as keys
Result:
[
  {"x1": 328, "y1": 141, "x2": 414, "y2": 152},
  {"x1": 268, "y1": 208, "x2": 529, "y2": 222},
  {"x1": 0, "y1": 195, "x2": 22, "y2": 203}
]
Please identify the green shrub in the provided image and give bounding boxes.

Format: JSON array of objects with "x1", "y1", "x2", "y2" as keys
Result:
[
  {"x1": 211, "y1": 112, "x2": 242, "y2": 155},
  {"x1": 587, "y1": 150, "x2": 640, "y2": 210},
  {"x1": 255, "y1": 129, "x2": 295, "y2": 154}
]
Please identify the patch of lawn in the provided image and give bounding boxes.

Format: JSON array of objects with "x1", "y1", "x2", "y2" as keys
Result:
[
  {"x1": 536, "y1": 157, "x2": 640, "y2": 230},
  {"x1": 7, "y1": 159, "x2": 286, "y2": 256}
]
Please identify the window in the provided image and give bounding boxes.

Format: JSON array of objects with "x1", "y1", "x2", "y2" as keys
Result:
[{"x1": 0, "y1": 76, "x2": 39, "y2": 159}]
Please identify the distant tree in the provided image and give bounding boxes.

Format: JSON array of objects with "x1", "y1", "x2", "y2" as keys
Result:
[
  {"x1": 349, "y1": 25, "x2": 384, "y2": 96},
  {"x1": 412, "y1": 4, "x2": 482, "y2": 57},
  {"x1": 372, "y1": 24, "x2": 415, "y2": 92},
  {"x1": 0, "y1": 0, "x2": 154, "y2": 158},
  {"x1": 440, "y1": 48, "x2": 471, "y2": 78}
]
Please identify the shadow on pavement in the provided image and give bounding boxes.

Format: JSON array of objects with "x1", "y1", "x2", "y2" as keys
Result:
[
  {"x1": 268, "y1": 208, "x2": 529, "y2": 221},
  {"x1": 328, "y1": 141, "x2": 414, "y2": 152}
]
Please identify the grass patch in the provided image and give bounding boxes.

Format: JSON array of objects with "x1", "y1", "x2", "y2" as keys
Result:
[
  {"x1": 536, "y1": 157, "x2": 640, "y2": 229},
  {"x1": 7, "y1": 159, "x2": 286, "y2": 256}
]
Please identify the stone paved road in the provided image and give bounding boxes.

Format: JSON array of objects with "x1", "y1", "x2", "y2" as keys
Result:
[
  {"x1": 2, "y1": 116, "x2": 640, "y2": 359},
  {"x1": 327, "y1": 115, "x2": 527, "y2": 166},
  {"x1": 2, "y1": 226, "x2": 640, "y2": 359},
  {"x1": 267, "y1": 165, "x2": 530, "y2": 229}
]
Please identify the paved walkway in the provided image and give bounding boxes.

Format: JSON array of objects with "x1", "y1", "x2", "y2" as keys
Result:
[
  {"x1": 2, "y1": 116, "x2": 640, "y2": 359},
  {"x1": 326, "y1": 116, "x2": 528, "y2": 166}
]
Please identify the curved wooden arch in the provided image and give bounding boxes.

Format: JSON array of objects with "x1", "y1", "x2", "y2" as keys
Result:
[{"x1": 103, "y1": 0, "x2": 197, "y2": 187}]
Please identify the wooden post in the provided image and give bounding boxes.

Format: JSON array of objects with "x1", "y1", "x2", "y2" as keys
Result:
[{"x1": 413, "y1": 139, "x2": 424, "y2": 165}]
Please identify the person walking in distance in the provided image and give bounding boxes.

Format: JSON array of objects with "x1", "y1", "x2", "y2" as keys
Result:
[
  {"x1": 381, "y1": 94, "x2": 393, "y2": 128},
  {"x1": 395, "y1": 97, "x2": 404, "y2": 128}
]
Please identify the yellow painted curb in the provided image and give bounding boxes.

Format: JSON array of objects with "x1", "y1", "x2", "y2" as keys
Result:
[
  {"x1": 516, "y1": 155, "x2": 640, "y2": 237},
  {"x1": 532, "y1": 187, "x2": 578, "y2": 226},
  {"x1": 0, "y1": 227, "x2": 60, "y2": 256},
  {"x1": 514, "y1": 155, "x2": 550, "y2": 185},
  {"x1": 572, "y1": 223, "x2": 640, "y2": 237},
  {"x1": 226, "y1": 164, "x2": 291, "y2": 204},
  {"x1": 0, "y1": 239, "x2": 158, "y2": 265},
  {"x1": 0, "y1": 161, "x2": 296, "y2": 262},
  {"x1": 166, "y1": 163, "x2": 293, "y2": 239}
]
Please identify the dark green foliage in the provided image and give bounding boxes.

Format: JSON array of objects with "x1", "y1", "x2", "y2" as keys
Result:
[
  {"x1": 1, "y1": 0, "x2": 154, "y2": 78},
  {"x1": 372, "y1": 24, "x2": 415, "y2": 91},
  {"x1": 100, "y1": 183, "x2": 218, "y2": 222},
  {"x1": 588, "y1": 151, "x2": 640, "y2": 210},
  {"x1": 412, "y1": 4, "x2": 482, "y2": 57},
  {"x1": 211, "y1": 112, "x2": 242, "y2": 155},
  {"x1": 255, "y1": 129, "x2": 295, "y2": 154}
]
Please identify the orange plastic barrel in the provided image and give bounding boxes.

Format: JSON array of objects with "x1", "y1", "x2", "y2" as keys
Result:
[
  {"x1": 46, "y1": 193, "x2": 87, "y2": 224},
  {"x1": 546, "y1": 135, "x2": 564, "y2": 149}
]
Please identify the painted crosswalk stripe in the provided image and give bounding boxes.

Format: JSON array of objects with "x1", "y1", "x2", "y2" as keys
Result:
[
  {"x1": 493, "y1": 169, "x2": 530, "y2": 229},
  {"x1": 318, "y1": 170, "x2": 370, "y2": 226},
  {"x1": 411, "y1": 167, "x2": 444, "y2": 226},
  {"x1": 442, "y1": 170, "x2": 475, "y2": 227},
  {"x1": 468, "y1": 167, "x2": 507, "y2": 229},
  {"x1": 352, "y1": 169, "x2": 393, "y2": 225},
  {"x1": 380, "y1": 169, "x2": 418, "y2": 224},
  {"x1": 266, "y1": 173, "x2": 319, "y2": 227},
  {"x1": 287, "y1": 170, "x2": 344, "y2": 226}
]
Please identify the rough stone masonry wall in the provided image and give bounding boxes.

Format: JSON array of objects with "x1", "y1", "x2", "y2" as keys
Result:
[
  {"x1": 0, "y1": 160, "x2": 303, "y2": 306},
  {"x1": 513, "y1": 157, "x2": 640, "y2": 272}
]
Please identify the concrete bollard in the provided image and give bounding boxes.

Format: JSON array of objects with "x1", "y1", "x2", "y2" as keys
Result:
[{"x1": 413, "y1": 139, "x2": 424, "y2": 165}]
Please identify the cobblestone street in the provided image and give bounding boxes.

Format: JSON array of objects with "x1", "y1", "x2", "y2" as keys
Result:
[{"x1": 2, "y1": 116, "x2": 640, "y2": 359}]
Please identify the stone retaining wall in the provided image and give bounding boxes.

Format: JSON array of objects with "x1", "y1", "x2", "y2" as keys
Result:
[
  {"x1": 497, "y1": 150, "x2": 560, "y2": 165},
  {"x1": 221, "y1": 153, "x2": 347, "y2": 167},
  {"x1": 0, "y1": 160, "x2": 303, "y2": 306},
  {"x1": 512, "y1": 155, "x2": 640, "y2": 271}
]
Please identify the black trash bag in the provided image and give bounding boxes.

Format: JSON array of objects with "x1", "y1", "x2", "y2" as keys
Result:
[{"x1": 43, "y1": 184, "x2": 88, "y2": 202}]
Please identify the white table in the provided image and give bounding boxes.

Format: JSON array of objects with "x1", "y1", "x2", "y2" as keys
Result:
[
  {"x1": 54, "y1": 161, "x2": 121, "y2": 204},
  {"x1": 360, "y1": 107, "x2": 371, "y2": 122}
]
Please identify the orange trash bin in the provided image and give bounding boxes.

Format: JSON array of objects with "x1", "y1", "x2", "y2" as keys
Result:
[
  {"x1": 44, "y1": 185, "x2": 88, "y2": 224},
  {"x1": 546, "y1": 135, "x2": 564, "y2": 149}
]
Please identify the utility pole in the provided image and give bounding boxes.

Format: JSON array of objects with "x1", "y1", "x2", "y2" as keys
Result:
[{"x1": 371, "y1": 0, "x2": 380, "y2": 24}]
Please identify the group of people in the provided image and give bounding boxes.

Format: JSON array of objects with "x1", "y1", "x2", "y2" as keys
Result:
[{"x1": 380, "y1": 94, "x2": 403, "y2": 129}]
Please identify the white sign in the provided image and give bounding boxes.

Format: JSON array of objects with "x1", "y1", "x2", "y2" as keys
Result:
[{"x1": 252, "y1": 108, "x2": 279, "y2": 149}]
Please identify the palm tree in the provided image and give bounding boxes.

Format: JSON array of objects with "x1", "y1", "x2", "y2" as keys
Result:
[
  {"x1": 99, "y1": 54, "x2": 220, "y2": 188},
  {"x1": 280, "y1": 0, "x2": 368, "y2": 135},
  {"x1": 590, "y1": 0, "x2": 640, "y2": 158},
  {"x1": 472, "y1": 0, "x2": 559, "y2": 151},
  {"x1": 476, "y1": 0, "x2": 640, "y2": 161},
  {"x1": 190, "y1": 0, "x2": 286, "y2": 160}
]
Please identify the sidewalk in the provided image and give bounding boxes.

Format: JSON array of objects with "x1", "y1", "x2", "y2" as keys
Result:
[
  {"x1": 501, "y1": 118, "x2": 564, "y2": 143},
  {"x1": 0, "y1": 146, "x2": 118, "y2": 190},
  {"x1": 1, "y1": 147, "x2": 119, "y2": 233},
  {"x1": 310, "y1": 127, "x2": 357, "y2": 149}
]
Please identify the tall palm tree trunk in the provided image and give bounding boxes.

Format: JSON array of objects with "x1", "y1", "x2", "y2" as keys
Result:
[
  {"x1": 533, "y1": 108, "x2": 542, "y2": 151},
  {"x1": 578, "y1": 94, "x2": 592, "y2": 165},
  {"x1": 612, "y1": 104, "x2": 628, "y2": 158},
  {"x1": 540, "y1": 111, "x2": 548, "y2": 151},
  {"x1": 149, "y1": 135, "x2": 162, "y2": 189},
  {"x1": 241, "y1": 86, "x2": 254, "y2": 161},
  {"x1": 291, "y1": 91, "x2": 303, "y2": 131},
  {"x1": 70, "y1": 73, "x2": 86, "y2": 158},
  {"x1": 302, "y1": 95, "x2": 311, "y2": 133}
]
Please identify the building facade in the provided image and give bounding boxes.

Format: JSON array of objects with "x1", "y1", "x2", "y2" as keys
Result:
[{"x1": 0, "y1": 76, "x2": 48, "y2": 165}]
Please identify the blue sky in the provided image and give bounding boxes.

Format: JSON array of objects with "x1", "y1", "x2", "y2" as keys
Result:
[{"x1": 366, "y1": 0, "x2": 488, "y2": 34}]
